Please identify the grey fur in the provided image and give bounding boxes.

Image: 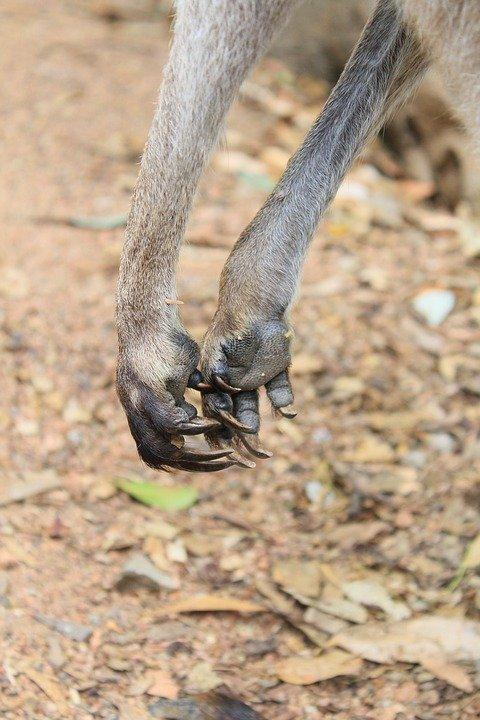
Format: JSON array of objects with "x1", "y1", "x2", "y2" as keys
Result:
[
  {"x1": 117, "y1": 0, "x2": 480, "y2": 469},
  {"x1": 116, "y1": 0, "x2": 296, "y2": 469}
]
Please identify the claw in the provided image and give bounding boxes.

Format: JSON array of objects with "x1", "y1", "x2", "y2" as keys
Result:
[
  {"x1": 277, "y1": 405, "x2": 297, "y2": 419},
  {"x1": 236, "y1": 433, "x2": 273, "y2": 459},
  {"x1": 170, "y1": 458, "x2": 238, "y2": 472},
  {"x1": 229, "y1": 450, "x2": 256, "y2": 469},
  {"x1": 179, "y1": 446, "x2": 234, "y2": 462},
  {"x1": 187, "y1": 369, "x2": 212, "y2": 392},
  {"x1": 212, "y1": 374, "x2": 242, "y2": 394},
  {"x1": 218, "y1": 409, "x2": 256, "y2": 434},
  {"x1": 188, "y1": 372, "x2": 213, "y2": 392},
  {"x1": 178, "y1": 417, "x2": 222, "y2": 435}
]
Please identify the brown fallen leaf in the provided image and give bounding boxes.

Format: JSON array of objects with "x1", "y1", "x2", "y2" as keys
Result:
[
  {"x1": 157, "y1": 595, "x2": 265, "y2": 616},
  {"x1": 276, "y1": 649, "x2": 363, "y2": 685},
  {"x1": 149, "y1": 692, "x2": 265, "y2": 719},
  {"x1": 331, "y1": 615, "x2": 480, "y2": 665},
  {"x1": 19, "y1": 663, "x2": 69, "y2": 713},
  {"x1": 182, "y1": 533, "x2": 220, "y2": 558},
  {"x1": 342, "y1": 580, "x2": 411, "y2": 621},
  {"x1": 419, "y1": 656, "x2": 473, "y2": 694},
  {"x1": 272, "y1": 559, "x2": 323, "y2": 598},
  {"x1": 255, "y1": 578, "x2": 325, "y2": 647},
  {"x1": 403, "y1": 205, "x2": 458, "y2": 233},
  {"x1": 0, "y1": 472, "x2": 61, "y2": 506},
  {"x1": 326, "y1": 521, "x2": 389, "y2": 550},
  {"x1": 342, "y1": 436, "x2": 395, "y2": 464},
  {"x1": 304, "y1": 608, "x2": 348, "y2": 635},
  {"x1": 293, "y1": 591, "x2": 368, "y2": 625}
]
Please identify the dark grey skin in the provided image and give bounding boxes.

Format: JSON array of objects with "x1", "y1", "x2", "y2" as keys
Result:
[{"x1": 117, "y1": 0, "x2": 480, "y2": 471}]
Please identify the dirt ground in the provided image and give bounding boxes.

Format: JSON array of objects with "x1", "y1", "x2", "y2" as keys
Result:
[{"x1": 1, "y1": 2, "x2": 480, "y2": 719}]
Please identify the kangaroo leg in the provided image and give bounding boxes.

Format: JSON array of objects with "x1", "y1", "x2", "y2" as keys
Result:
[
  {"x1": 116, "y1": 0, "x2": 295, "y2": 471},
  {"x1": 201, "y1": 0, "x2": 430, "y2": 455}
]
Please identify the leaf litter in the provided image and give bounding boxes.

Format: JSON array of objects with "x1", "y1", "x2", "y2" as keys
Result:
[
  {"x1": 3, "y1": 3, "x2": 480, "y2": 719},
  {"x1": 330, "y1": 615, "x2": 480, "y2": 691}
]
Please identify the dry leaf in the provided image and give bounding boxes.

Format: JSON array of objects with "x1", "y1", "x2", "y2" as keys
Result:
[
  {"x1": 312, "y1": 598, "x2": 368, "y2": 624},
  {"x1": 304, "y1": 607, "x2": 348, "y2": 635},
  {"x1": 0, "y1": 472, "x2": 61, "y2": 506},
  {"x1": 144, "y1": 536, "x2": 170, "y2": 572},
  {"x1": 331, "y1": 615, "x2": 480, "y2": 664},
  {"x1": 419, "y1": 656, "x2": 473, "y2": 693},
  {"x1": 255, "y1": 577, "x2": 296, "y2": 616},
  {"x1": 276, "y1": 649, "x2": 363, "y2": 685},
  {"x1": 255, "y1": 578, "x2": 325, "y2": 646},
  {"x1": 327, "y1": 521, "x2": 388, "y2": 550},
  {"x1": 342, "y1": 437, "x2": 395, "y2": 463},
  {"x1": 294, "y1": 592, "x2": 368, "y2": 624},
  {"x1": 182, "y1": 533, "x2": 220, "y2": 557},
  {"x1": 272, "y1": 559, "x2": 323, "y2": 598},
  {"x1": 342, "y1": 580, "x2": 411, "y2": 621},
  {"x1": 19, "y1": 663, "x2": 69, "y2": 713},
  {"x1": 158, "y1": 595, "x2": 265, "y2": 616}
]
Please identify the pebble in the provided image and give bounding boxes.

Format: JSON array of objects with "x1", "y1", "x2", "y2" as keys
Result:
[
  {"x1": 304, "y1": 481, "x2": 323, "y2": 503},
  {"x1": 425, "y1": 432, "x2": 456, "y2": 454},
  {"x1": 184, "y1": 661, "x2": 222, "y2": 694},
  {"x1": 88, "y1": 479, "x2": 117, "y2": 501},
  {"x1": 412, "y1": 288, "x2": 455, "y2": 327},
  {"x1": 402, "y1": 449, "x2": 427, "y2": 468},
  {"x1": 35, "y1": 613, "x2": 93, "y2": 642},
  {"x1": 312, "y1": 426, "x2": 332, "y2": 444},
  {"x1": 31, "y1": 373, "x2": 54, "y2": 394},
  {"x1": 116, "y1": 552, "x2": 179, "y2": 592},
  {"x1": 166, "y1": 539, "x2": 188, "y2": 564},
  {"x1": 62, "y1": 399, "x2": 93, "y2": 424}
]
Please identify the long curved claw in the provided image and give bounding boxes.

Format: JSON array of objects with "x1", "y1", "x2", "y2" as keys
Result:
[
  {"x1": 178, "y1": 417, "x2": 222, "y2": 435},
  {"x1": 218, "y1": 409, "x2": 256, "y2": 434},
  {"x1": 212, "y1": 374, "x2": 242, "y2": 394},
  {"x1": 228, "y1": 450, "x2": 256, "y2": 469},
  {"x1": 276, "y1": 405, "x2": 297, "y2": 419},
  {"x1": 236, "y1": 433, "x2": 273, "y2": 459},
  {"x1": 179, "y1": 446, "x2": 234, "y2": 462},
  {"x1": 187, "y1": 370, "x2": 213, "y2": 392},
  {"x1": 169, "y1": 458, "x2": 239, "y2": 472}
]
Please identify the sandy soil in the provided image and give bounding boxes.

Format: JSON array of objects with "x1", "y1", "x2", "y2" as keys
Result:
[{"x1": 1, "y1": 2, "x2": 480, "y2": 719}]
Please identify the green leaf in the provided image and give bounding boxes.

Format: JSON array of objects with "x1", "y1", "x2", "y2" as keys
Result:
[{"x1": 115, "y1": 478, "x2": 198, "y2": 511}]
